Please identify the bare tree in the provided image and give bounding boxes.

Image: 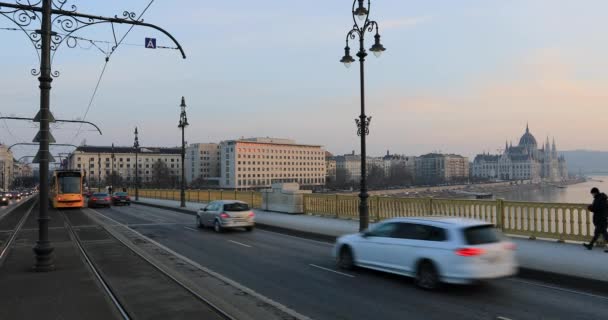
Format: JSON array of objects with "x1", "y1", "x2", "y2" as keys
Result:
[
  {"x1": 367, "y1": 164, "x2": 386, "y2": 189},
  {"x1": 388, "y1": 162, "x2": 413, "y2": 187},
  {"x1": 151, "y1": 160, "x2": 173, "y2": 188},
  {"x1": 334, "y1": 167, "x2": 353, "y2": 188}
]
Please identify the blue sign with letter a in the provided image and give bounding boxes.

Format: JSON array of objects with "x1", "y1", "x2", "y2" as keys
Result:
[{"x1": 145, "y1": 37, "x2": 157, "y2": 49}]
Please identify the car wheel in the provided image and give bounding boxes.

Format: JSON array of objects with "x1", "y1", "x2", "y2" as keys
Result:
[
  {"x1": 415, "y1": 260, "x2": 440, "y2": 290},
  {"x1": 337, "y1": 246, "x2": 355, "y2": 270},
  {"x1": 213, "y1": 220, "x2": 223, "y2": 233},
  {"x1": 196, "y1": 215, "x2": 203, "y2": 228},
  {"x1": 245, "y1": 226, "x2": 253, "y2": 232}
]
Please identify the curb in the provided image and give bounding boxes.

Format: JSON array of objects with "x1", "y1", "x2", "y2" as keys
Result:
[{"x1": 134, "y1": 200, "x2": 608, "y2": 295}]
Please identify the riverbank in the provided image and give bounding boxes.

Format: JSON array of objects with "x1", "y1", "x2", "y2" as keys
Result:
[{"x1": 348, "y1": 177, "x2": 587, "y2": 200}]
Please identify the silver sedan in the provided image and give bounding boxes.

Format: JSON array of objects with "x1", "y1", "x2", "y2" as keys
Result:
[{"x1": 196, "y1": 200, "x2": 255, "y2": 232}]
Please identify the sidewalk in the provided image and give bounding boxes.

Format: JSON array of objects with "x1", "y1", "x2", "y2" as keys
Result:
[{"x1": 137, "y1": 197, "x2": 608, "y2": 284}]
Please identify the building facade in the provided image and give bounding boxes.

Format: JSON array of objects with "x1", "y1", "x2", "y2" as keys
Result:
[
  {"x1": 325, "y1": 151, "x2": 337, "y2": 184},
  {"x1": 415, "y1": 153, "x2": 469, "y2": 184},
  {"x1": 335, "y1": 152, "x2": 362, "y2": 183},
  {"x1": 185, "y1": 143, "x2": 221, "y2": 185},
  {"x1": 219, "y1": 138, "x2": 326, "y2": 189},
  {"x1": 471, "y1": 125, "x2": 568, "y2": 182},
  {"x1": 68, "y1": 146, "x2": 181, "y2": 188},
  {"x1": 0, "y1": 144, "x2": 14, "y2": 190}
]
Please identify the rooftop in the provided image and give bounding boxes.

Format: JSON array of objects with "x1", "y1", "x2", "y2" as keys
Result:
[{"x1": 73, "y1": 145, "x2": 181, "y2": 154}]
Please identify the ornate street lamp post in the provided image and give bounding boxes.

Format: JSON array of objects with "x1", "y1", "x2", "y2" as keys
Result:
[
  {"x1": 0, "y1": 0, "x2": 185, "y2": 271},
  {"x1": 134, "y1": 127, "x2": 140, "y2": 201},
  {"x1": 178, "y1": 97, "x2": 188, "y2": 208},
  {"x1": 340, "y1": 0, "x2": 386, "y2": 232},
  {"x1": 111, "y1": 142, "x2": 115, "y2": 194}
]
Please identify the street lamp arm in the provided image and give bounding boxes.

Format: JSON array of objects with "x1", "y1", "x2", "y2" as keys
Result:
[
  {"x1": 0, "y1": 116, "x2": 102, "y2": 135},
  {"x1": 0, "y1": 1, "x2": 186, "y2": 59},
  {"x1": 51, "y1": 8, "x2": 187, "y2": 59},
  {"x1": 0, "y1": 116, "x2": 36, "y2": 121},
  {"x1": 54, "y1": 119, "x2": 102, "y2": 135},
  {"x1": 8, "y1": 142, "x2": 78, "y2": 151}
]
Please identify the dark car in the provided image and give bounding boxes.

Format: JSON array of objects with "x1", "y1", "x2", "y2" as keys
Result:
[
  {"x1": 4, "y1": 192, "x2": 13, "y2": 200},
  {"x1": 10, "y1": 191, "x2": 22, "y2": 200},
  {"x1": 88, "y1": 193, "x2": 111, "y2": 208},
  {"x1": 0, "y1": 193, "x2": 8, "y2": 206},
  {"x1": 112, "y1": 192, "x2": 131, "y2": 206}
]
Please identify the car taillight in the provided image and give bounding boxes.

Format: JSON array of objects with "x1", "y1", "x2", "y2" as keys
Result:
[
  {"x1": 105, "y1": 197, "x2": 110, "y2": 201},
  {"x1": 91, "y1": 197, "x2": 98, "y2": 201},
  {"x1": 504, "y1": 242, "x2": 517, "y2": 250},
  {"x1": 126, "y1": 196, "x2": 131, "y2": 200},
  {"x1": 220, "y1": 213, "x2": 230, "y2": 219},
  {"x1": 57, "y1": 196, "x2": 62, "y2": 201},
  {"x1": 455, "y1": 248, "x2": 485, "y2": 257},
  {"x1": 248, "y1": 212, "x2": 255, "y2": 218}
]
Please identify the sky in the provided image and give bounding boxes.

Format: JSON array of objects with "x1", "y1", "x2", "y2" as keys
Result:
[{"x1": 1, "y1": 0, "x2": 608, "y2": 162}]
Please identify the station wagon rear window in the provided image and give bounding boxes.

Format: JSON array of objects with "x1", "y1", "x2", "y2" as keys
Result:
[
  {"x1": 463, "y1": 225, "x2": 501, "y2": 245},
  {"x1": 224, "y1": 203, "x2": 250, "y2": 211}
]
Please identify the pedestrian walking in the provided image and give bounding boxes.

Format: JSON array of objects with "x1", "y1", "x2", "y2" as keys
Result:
[{"x1": 583, "y1": 187, "x2": 608, "y2": 252}]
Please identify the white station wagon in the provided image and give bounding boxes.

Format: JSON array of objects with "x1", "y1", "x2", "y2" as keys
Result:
[{"x1": 333, "y1": 217, "x2": 518, "y2": 289}]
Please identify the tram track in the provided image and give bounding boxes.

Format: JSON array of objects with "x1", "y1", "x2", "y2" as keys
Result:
[
  {"x1": 60, "y1": 208, "x2": 233, "y2": 320},
  {"x1": 0, "y1": 197, "x2": 37, "y2": 266}
]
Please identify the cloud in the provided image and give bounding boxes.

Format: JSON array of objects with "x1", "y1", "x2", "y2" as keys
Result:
[{"x1": 381, "y1": 16, "x2": 432, "y2": 30}]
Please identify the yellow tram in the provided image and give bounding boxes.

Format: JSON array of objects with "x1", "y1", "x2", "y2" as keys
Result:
[{"x1": 50, "y1": 170, "x2": 84, "y2": 209}]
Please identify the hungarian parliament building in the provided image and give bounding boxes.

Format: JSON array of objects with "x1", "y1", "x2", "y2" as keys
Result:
[{"x1": 471, "y1": 125, "x2": 568, "y2": 182}]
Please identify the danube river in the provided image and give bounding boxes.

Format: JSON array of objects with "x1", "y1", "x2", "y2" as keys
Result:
[{"x1": 497, "y1": 176, "x2": 608, "y2": 204}]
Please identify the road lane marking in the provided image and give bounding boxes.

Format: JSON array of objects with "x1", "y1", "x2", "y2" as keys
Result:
[
  {"x1": 184, "y1": 226, "x2": 199, "y2": 232},
  {"x1": 256, "y1": 229, "x2": 334, "y2": 247},
  {"x1": 309, "y1": 264, "x2": 355, "y2": 278},
  {"x1": 228, "y1": 240, "x2": 252, "y2": 248},
  {"x1": 497, "y1": 317, "x2": 513, "y2": 320},
  {"x1": 508, "y1": 278, "x2": 608, "y2": 301},
  {"x1": 127, "y1": 222, "x2": 182, "y2": 227}
]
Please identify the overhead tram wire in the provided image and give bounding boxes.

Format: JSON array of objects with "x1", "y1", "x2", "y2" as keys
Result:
[{"x1": 69, "y1": 0, "x2": 156, "y2": 144}]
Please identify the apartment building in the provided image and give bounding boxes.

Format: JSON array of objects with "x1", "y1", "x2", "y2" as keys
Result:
[
  {"x1": 219, "y1": 138, "x2": 326, "y2": 189},
  {"x1": 68, "y1": 145, "x2": 181, "y2": 186},
  {"x1": 185, "y1": 143, "x2": 221, "y2": 184}
]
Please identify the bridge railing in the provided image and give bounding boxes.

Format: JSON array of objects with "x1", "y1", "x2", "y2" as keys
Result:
[
  {"x1": 129, "y1": 189, "x2": 263, "y2": 209},
  {"x1": 130, "y1": 189, "x2": 593, "y2": 242},
  {"x1": 303, "y1": 194, "x2": 592, "y2": 242}
]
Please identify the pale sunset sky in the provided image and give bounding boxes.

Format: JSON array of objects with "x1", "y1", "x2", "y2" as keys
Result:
[{"x1": 1, "y1": 0, "x2": 607, "y2": 161}]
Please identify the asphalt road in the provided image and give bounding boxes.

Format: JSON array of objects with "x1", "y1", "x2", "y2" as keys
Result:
[{"x1": 92, "y1": 204, "x2": 608, "y2": 320}]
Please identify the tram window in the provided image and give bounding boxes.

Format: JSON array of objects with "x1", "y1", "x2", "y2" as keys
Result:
[{"x1": 58, "y1": 176, "x2": 81, "y2": 194}]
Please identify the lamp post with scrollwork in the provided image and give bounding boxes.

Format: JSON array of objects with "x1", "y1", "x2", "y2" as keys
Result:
[
  {"x1": 134, "y1": 126, "x2": 140, "y2": 201},
  {"x1": 178, "y1": 97, "x2": 188, "y2": 208},
  {"x1": 340, "y1": 0, "x2": 386, "y2": 232},
  {"x1": 0, "y1": 0, "x2": 186, "y2": 271}
]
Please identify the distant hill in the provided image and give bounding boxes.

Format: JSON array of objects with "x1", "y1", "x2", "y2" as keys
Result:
[{"x1": 560, "y1": 150, "x2": 608, "y2": 174}]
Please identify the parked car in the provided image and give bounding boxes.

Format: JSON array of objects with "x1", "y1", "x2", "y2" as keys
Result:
[
  {"x1": 0, "y1": 194, "x2": 8, "y2": 206},
  {"x1": 88, "y1": 193, "x2": 111, "y2": 208},
  {"x1": 196, "y1": 200, "x2": 255, "y2": 232},
  {"x1": 333, "y1": 217, "x2": 517, "y2": 289},
  {"x1": 111, "y1": 192, "x2": 131, "y2": 206}
]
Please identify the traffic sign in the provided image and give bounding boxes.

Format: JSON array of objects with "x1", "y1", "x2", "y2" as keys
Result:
[{"x1": 145, "y1": 37, "x2": 157, "y2": 49}]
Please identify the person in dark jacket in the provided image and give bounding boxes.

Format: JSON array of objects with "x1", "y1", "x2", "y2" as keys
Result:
[{"x1": 583, "y1": 187, "x2": 608, "y2": 252}]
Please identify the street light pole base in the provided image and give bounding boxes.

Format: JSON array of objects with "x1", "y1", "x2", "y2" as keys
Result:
[{"x1": 33, "y1": 242, "x2": 55, "y2": 272}]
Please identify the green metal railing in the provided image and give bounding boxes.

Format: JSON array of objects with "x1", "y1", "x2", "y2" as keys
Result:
[
  {"x1": 131, "y1": 189, "x2": 263, "y2": 209},
  {"x1": 132, "y1": 189, "x2": 594, "y2": 242},
  {"x1": 303, "y1": 194, "x2": 593, "y2": 242}
]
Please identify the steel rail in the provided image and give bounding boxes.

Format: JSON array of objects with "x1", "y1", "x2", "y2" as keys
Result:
[
  {"x1": 60, "y1": 210, "x2": 131, "y2": 320},
  {"x1": 0, "y1": 197, "x2": 38, "y2": 264},
  {"x1": 67, "y1": 208, "x2": 234, "y2": 320}
]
